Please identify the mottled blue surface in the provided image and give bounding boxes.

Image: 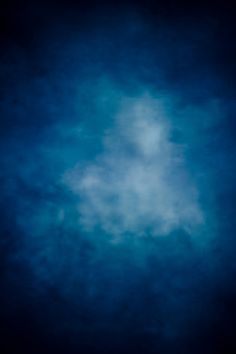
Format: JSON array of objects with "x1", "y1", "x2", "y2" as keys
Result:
[{"x1": 1, "y1": 1, "x2": 236, "y2": 353}]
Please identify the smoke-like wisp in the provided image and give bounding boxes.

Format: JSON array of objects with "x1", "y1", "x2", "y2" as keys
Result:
[{"x1": 64, "y1": 94, "x2": 203, "y2": 238}]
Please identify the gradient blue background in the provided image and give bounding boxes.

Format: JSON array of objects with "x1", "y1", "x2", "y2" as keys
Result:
[{"x1": 1, "y1": 1, "x2": 236, "y2": 353}]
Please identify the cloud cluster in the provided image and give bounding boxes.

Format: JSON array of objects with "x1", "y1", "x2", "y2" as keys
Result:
[{"x1": 64, "y1": 95, "x2": 203, "y2": 237}]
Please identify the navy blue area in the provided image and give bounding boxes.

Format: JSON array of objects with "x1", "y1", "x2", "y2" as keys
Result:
[{"x1": 1, "y1": 1, "x2": 236, "y2": 353}]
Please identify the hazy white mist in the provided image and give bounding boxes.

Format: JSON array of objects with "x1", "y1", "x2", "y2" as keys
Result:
[{"x1": 64, "y1": 94, "x2": 203, "y2": 237}]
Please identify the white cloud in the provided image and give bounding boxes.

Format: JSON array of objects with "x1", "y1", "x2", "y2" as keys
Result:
[{"x1": 64, "y1": 94, "x2": 203, "y2": 237}]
